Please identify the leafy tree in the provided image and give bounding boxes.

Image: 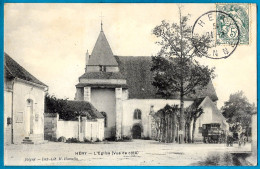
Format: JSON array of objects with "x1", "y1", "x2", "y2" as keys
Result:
[
  {"x1": 45, "y1": 94, "x2": 68, "y2": 114},
  {"x1": 221, "y1": 91, "x2": 255, "y2": 134},
  {"x1": 151, "y1": 9, "x2": 215, "y2": 143}
]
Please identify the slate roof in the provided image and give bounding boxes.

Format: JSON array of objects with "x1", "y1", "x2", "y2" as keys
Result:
[
  {"x1": 79, "y1": 71, "x2": 125, "y2": 80},
  {"x1": 114, "y1": 56, "x2": 218, "y2": 101},
  {"x1": 87, "y1": 30, "x2": 118, "y2": 66},
  {"x1": 189, "y1": 98, "x2": 205, "y2": 108},
  {"x1": 4, "y1": 52, "x2": 47, "y2": 87},
  {"x1": 66, "y1": 100, "x2": 104, "y2": 119}
]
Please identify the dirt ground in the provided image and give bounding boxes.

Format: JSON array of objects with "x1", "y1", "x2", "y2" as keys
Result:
[{"x1": 4, "y1": 139, "x2": 254, "y2": 166}]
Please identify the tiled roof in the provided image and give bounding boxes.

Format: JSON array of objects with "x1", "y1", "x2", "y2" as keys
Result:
[
  {"x1": 189, "y1": 98, "x2": 205, "y2": 108},
  {"x1": 66, "y1": 100, "x2": 104, "y2": 119},
  {"x1": 4, "y1": 52, "x2": 47, "y2": 87},
  {"x1": 115, "y1": 56, "x2": 218, "y2": 101},
  {"x1": 87, "y1": 31, "x2": 118, "y2": 66},
  {"x1": 79, "y1": 72, "x2": 125, "y2": 80}
]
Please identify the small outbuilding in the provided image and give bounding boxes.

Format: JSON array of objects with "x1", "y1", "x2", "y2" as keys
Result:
[{"x1": 190, "y1": 96, "x2": 229, "y2": 142}]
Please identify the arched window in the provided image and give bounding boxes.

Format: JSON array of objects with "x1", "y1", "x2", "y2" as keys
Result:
[
  {"x1": 100, "y1": 112, "x2": 107, "y2": 127},
  {"x1": 134, "y1": 109, "x2": 142, "y2": 120}
]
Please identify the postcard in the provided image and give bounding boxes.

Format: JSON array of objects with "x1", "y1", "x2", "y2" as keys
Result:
[{"x1": 4, "y1": 3, "x2": 257, "y2": 166}]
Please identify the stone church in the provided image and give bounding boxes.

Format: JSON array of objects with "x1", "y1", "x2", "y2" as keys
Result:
[{"x1": 75, "y1": 24, "x2": 228, "y2": 140}]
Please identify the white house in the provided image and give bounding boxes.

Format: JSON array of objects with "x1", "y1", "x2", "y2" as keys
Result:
[{"x1": 4, "y1": 53, "x2": 48, "y2": 144}]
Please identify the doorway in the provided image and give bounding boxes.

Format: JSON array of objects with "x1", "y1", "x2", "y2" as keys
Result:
[
  {"x1": 26, "y1": 99, "x2": 34, "y2": 136},
  {"x1": 132, "y1": 124, "x2": 142, "y2": 139}
]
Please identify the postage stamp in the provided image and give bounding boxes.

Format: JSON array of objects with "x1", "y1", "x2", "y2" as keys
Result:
[
  {"x1": 192, "y1": 11, "x2": 239, "y2": 59},
  {"x1": 216, "y1": 4, "x2": 249, "y2": 45}
]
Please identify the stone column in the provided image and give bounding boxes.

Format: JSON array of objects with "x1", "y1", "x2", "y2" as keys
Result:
[
  {"x1": 115, "y1": 88, "x2": 122, "y2": 139},
  {"x1": 83, "y1": 87, "x2": 91, "y2": 102}
]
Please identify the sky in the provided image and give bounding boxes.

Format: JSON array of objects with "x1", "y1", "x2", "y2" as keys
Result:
[{"x1": 4, "y1": 3, "x2": 257, "y2": 109}]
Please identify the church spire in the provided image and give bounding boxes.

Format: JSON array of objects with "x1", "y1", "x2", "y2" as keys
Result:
[
  {"x1": 87, "y1": 20, "x2": 118, "y2": 66},
  {"x1": 100, "y1": 13, "x2": 104, "y2": 32},
  {"x1": 101, "y1": 20, "x2": 103, "y2": 32}
]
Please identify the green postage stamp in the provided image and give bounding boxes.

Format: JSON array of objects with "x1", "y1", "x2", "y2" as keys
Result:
[{"x1": 216, "y1": 4, "x2": 249, "y2": 45}]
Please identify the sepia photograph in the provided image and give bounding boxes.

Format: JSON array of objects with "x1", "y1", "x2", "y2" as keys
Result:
[{"x1": 3, "y1": 3, "x2": 257, "y2": 166}]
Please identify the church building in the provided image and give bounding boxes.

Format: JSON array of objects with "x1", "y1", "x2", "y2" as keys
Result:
[{"x1": 75, "y1": 23, "x2": 227, "y2": 140}]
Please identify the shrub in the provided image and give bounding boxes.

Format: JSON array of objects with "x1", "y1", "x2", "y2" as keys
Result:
[
  {"x1": 122, "y1": 135, "x2": 132, "y2": 141},
  {"x1": 57, "y1": 136, "x2": 66, "y2": 142},
  {"x1": 142, "y1": 136, "x2": 151, "y2": 140},
  {"x1": 106, "y1": 136, "x2": 116, "y2": 141},
  {"x1": 116, "y1": 135, "x2": 133, "y2": 142},
  {"x1": 95, "y1": 138, "x2": 101, "y2": 142},
  {"x1": 105, "y1": 135, "x2": 132, "y2": 142},
  {"x1": 84, "y1": 137, "x2": 91, "y2": 143},
  {"x1": 45, "y1": 94, "x2": 98, "y2": 121},
  {"x1": 66, "y1": 137, "x2": 80, "y2": 143}
]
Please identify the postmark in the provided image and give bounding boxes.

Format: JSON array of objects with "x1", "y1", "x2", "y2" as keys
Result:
[
  {"x1": 192, "y1": 11, "x2": 240, "y2": 59},
  {"x1": 216, "y1": 4, "x2": 249, "y2": 45}
]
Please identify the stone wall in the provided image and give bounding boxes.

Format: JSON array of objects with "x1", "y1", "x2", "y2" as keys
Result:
[
  {"x1": 4, "y1": 89, "x2": 12, "y2": 145},
  {"x1": 44, "y1": 113, "x2": 58, "y2": 141},
  {"x1": 75, "y1": 87, "x2": 84, "y2": 101},
  {"x1": 91, "y1": 88, "x2": 116, "y2": 138},
  {"x1": 122, "y1": 99, "x2": 194, "y2": 138},
  {"x1": 44, "y1": 114, "x2": 104, "y2": 142}
]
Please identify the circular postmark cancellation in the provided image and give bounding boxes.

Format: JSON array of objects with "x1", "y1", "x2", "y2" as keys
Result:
[{"x1": 192, "y1": 11, "x2": 240, "y2": 59}]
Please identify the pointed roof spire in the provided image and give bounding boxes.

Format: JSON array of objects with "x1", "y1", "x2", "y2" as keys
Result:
[{"x1": 87, "y1": 27, "x2": 118, "y2": 66}]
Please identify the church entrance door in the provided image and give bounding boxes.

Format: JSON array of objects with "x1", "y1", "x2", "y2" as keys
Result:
[{"x1": 132, "y1": 124, "x2": 142, "y2": 139}]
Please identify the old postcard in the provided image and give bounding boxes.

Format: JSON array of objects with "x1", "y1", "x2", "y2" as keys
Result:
[{"x1": 4, "y1": 3, "x2": 257, "y2": 166}]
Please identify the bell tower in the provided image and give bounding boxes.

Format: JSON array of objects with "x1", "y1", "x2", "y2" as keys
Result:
[{"x1": 75, "y1": 22, "x2": 126, "y2": 139}]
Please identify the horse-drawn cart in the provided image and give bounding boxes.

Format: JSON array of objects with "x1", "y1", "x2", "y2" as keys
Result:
[{"x1": 202, "y1": 123, "x2": 226, "y2": 143}]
